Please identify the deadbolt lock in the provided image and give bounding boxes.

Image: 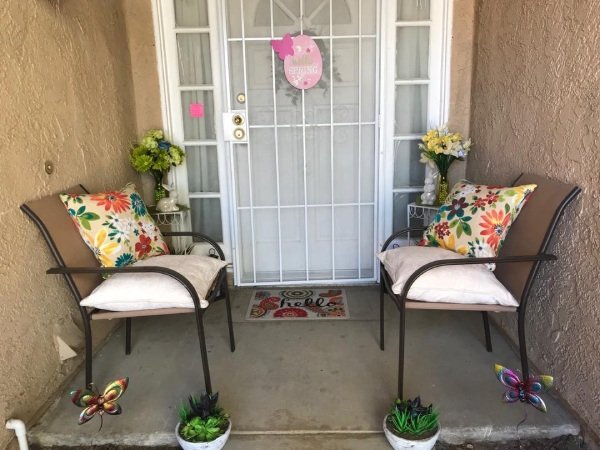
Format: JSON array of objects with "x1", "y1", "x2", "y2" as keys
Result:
[
  {"x1": 223, "y1": 111, "x2": 247, "y2": 142},
  {"x1": 232, "y1": 114, "x2": 244, "y2": 126},
  {"x1": 233, "y1": 128, "x2": 245, "y2": 140}
]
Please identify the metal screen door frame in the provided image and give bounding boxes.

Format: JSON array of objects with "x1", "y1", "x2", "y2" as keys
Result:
[
  {"x1": 151, "y1": 0, "x2": 453, "y2": 287},
  {"x1": 217, "y1": 0, "x2": 382, "y2": 286}
]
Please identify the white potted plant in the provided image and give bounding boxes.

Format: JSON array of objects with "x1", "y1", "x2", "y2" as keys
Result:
[
  {"x1": 383, "y1": 397, "x2": 440, "y2": 450},
  {"x1": 176, "y1": 392, "x2": 231, "y2": 450}
]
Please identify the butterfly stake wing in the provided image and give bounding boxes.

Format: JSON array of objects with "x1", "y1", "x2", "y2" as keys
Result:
[
  {"x1": 71, "y1": 378, "x2": 129, "y2": 428},
  {"x1": 271, "y1": 33, "x2": 294, "y2": 60},
  {"x1": 495, "y1": 364, "x2": 553, "y2": 413}
]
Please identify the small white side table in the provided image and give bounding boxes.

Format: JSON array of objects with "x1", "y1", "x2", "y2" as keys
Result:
[
  {"x1": 148, "y1": 205, "x2": 189, "y2": 227},
  {"x1": 149, "y1": 205, "x2": 190, "y2": 253},
  {"x1": 407, "y1": 202, "x2": 440, "y2": 228},
  {"x1": 405, "y1": 202, "x2": 441, "y2": 243}
]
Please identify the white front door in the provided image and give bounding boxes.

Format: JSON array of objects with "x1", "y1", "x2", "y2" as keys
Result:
[
  {"x1": 221, "y1": 0, "x2": 380, "y2": 285},
  {"x1": 153, "y1": 0, "x2": 451, "y2": 286}
]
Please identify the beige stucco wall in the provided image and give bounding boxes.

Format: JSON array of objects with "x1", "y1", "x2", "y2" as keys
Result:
[
  {"x1": 469, "y1": 0, "x2": 599, "y2": 442},
  {"x1": 448, "y1": 0, "x2": 476, "y2": 183},
  {"x1": 122, "y1": 0, "x2": 163, "y2": 134},
  {"x1": 121, "y1": 0, "x2": 164, "y2": 202},
  {"x1": 0, "y1": 1, "x2": 139, "y2": 448}
]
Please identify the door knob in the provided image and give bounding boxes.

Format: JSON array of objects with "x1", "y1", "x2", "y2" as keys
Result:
[{"x1": 233, "y1": 128, "x2": 245, "y2": 140}]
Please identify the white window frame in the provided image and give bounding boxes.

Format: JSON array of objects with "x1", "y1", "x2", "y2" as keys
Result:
[
  {"x1": 378, "y1": 0, "x2": 453, "y2": 256},
  {"x1": 152, "y1": 0, "x2": 233, "y2": 261}
]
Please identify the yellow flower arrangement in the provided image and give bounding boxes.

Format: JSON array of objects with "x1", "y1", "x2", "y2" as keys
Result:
[
  {"x1": 419, "y1": 126, "x2": 472, "y2": 160},
  {"x1": 419, "y1": 125, "x2": 472, "y2": 203}
]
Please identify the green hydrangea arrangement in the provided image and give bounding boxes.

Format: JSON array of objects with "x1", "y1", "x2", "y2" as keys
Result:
[{"x1": 130, "y1": 129, "x2": 185, "y2": 201}]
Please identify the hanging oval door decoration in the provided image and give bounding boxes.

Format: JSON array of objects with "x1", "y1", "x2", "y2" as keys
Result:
[{"x1": 271, "y1": 33, "x2": 323, "y2": 90}]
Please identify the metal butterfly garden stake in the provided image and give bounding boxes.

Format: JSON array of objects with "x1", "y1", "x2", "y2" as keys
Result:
[
  {"x1": 70, "y1": 378, "x2": 129, "y2": 429},
  {"x1": 495, "y1": 364, "x2": 553, "y2": 413}
]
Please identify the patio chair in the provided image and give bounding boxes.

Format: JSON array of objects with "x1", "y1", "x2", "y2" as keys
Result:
[
  {"x1": 379, "y1": 173, "x2": 581, "y2": 398},
  {"x1": 21, "y1": 185, "x2": 235, "y2": 394}
]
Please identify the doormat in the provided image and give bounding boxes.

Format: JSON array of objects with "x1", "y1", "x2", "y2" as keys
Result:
[{"x1": 246, "y1": 289, "x2": 349, "y2": 320}]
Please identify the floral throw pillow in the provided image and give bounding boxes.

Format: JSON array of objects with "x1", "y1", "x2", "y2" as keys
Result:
[
  {"x1": 419, "y1": 182, "x2": 537, "y2": 257},
  {"x1": 60, "y1": 183, "x2": 169, "y2": 267}
]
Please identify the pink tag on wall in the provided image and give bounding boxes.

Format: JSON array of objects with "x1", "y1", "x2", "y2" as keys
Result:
[
  {"x1": 272, "y1": 34, "x2": 322, "y2": 90},
  {"x1": 189, "y1": 103, "x2": 205, "y2": 118}
]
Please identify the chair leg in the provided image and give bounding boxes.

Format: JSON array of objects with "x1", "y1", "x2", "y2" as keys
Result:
[
  {"x1": 518, "y1": 308, "x2": 530, "y2": 380},
  {"x1": 397, "y1": 298, "x2": 406, "y2": 400},
  {"x1": 379, "y1": 280, "x2": 385, "y2": 351},
  {"x1": 482, "y1": 312, "x2": 492, "y2": 352},
  {"x1": 125, "y1": 318, "x2": 132, "y2": 355},
  {"x1": 83, "y1": 315, "x2": 93, "y2": 387},
  {"x1": 222, "y1": 277, "x2": 236, "y2": 352},
  {"x1": 194, "y1": 310, "x2": 212, "y2": 394}
]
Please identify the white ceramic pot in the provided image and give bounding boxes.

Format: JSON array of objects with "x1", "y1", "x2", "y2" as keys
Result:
[
  {"x1": 383, "y1": 416, "x2": 440, "y2": 450},
  {"x1": 176, "y1": 420, "x2": 231, "y2": 450}
]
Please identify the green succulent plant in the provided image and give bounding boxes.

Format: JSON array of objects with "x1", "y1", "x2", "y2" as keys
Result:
[
  {"x1": 387, "y1": 397, "x2": 439, "y2": 439},
  {"x1": 178, "y1": 392, "x2": 229, "y2": 443},
  {"x1": 180, "y1": 416, "x2": 226, "y2": 442}
]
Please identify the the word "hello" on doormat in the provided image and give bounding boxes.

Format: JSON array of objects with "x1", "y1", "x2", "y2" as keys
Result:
[{"x1": 246, "y1": 289, "x2": 349, "y2": 320}]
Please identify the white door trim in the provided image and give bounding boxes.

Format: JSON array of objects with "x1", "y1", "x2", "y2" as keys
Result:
[
  {"x1": 378, "y1": 0, "x2": 453, "y2": 259},
  {"x1": 151, "y1": 0, "x2": 233, "y2": 261}
]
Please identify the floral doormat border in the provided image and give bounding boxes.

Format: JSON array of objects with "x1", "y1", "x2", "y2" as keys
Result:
[{"x1": 246, "y1": 289, "x2": 349, "y2": 320}]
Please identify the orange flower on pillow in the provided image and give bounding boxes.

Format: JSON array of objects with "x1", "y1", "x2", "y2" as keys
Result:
[
  {"x1": 91, "y1": 191, "x2": 131, "y2": 213},
  {"x1": 420, "y1": 182, "x2": 537, "y2": 257},
  {"x1": 61, "y1": 184, "x2": 169, "y2": 268},
  {"x1": 480, "y1": 210, "x2": 511, "y2": 251}
]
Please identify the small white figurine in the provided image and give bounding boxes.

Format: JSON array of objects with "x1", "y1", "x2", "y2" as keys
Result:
[
  {"x1": 156, "y1": 184, "x2": 180, "y2": 212},
  {"x1": 420, "y1": 164, "x2": 439, "y2": 205}
]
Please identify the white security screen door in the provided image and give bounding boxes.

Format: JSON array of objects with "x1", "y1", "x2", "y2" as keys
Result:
[
  {"x1": 223, "y1": 0, "x2": 380, "y2": 285},
  {"x1": 153, "y1": 0, "x2": 451, "y2": 286}
]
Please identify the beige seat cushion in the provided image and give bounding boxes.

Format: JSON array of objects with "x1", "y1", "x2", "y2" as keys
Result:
[
  {"x1": 80, "y1": 255, "x2": 227, "y2": 311},
  {"x1": 378, "y1": 246, "x2": 518, "y2": 307}
]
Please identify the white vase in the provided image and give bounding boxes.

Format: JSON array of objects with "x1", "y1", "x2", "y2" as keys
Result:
[
  {"x1": 383, "y1": 416, "x2": 440, "y2": 450},
  {"x1": 176, "y1": 420, "x2": 231, "y2": 450},
  {"x1": 421, "y1": 164, "x2": 440, "y2": 205}
]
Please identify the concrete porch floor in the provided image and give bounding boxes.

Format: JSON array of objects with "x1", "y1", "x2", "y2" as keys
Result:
[{"x1": 30, "y1": 286, "x2": 579, "y2": 448}]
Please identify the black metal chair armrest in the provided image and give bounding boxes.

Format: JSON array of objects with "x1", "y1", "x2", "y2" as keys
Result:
[
  {"x1": 46, "y1": 265, "x2": 207, "y2": 310},
  {"x1": 395, "y1": 253, "x2": 557, "y2": 301},
  {"x1": 381, "y1": 227, "x2": 428, "y2": 251},
  {"x1": 161, "y1": 231, "x2": 226, "y2": 260}
]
